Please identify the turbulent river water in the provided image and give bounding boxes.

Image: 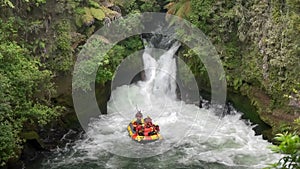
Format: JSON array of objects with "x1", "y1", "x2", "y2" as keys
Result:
[{"x1": 32, "y1": 35, "x2": 281, "y2": 169}]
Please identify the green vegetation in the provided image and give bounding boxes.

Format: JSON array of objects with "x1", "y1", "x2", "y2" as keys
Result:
[
  {"x1": 47, "y1": 20, "x2": 74, "y2": 72},
  {"x1": 167, "y1": 1, "x2": 300, "y2": 165},
  {"x1": 0, "y1": 0, "x2": 300, "y2": 167},
  {"x1": 170, "y1": 0, "x2": 300, "y2": 123},
  {"x1": 267, "y1": 116, "x2": 300, "y2": 168},
  {"x1": 266, "y1": 132, "x2": 300, "y2": 169},
  {"x1": 0, "y1": 0, "x2": 146, "y2": 166},
  {"x1": 0, "y1": 18, "x2": 61, "y2": 166},
  {"x1": 1, "y1": 0, "x2": 46, "y2": 8},
  {"x1": 112, "y1": 0, "x2": 160, "y2": 13}
]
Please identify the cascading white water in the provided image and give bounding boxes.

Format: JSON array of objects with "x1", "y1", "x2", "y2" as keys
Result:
[
  {"x1": 143, "y1": 41, "x2": 180, "y2": 99},
  {"x1": 40, "y1": 38, "x2": 281, "y2": 169},
  {"x1": 141, "y1": 39, "x2": 157, "y2": 83}
]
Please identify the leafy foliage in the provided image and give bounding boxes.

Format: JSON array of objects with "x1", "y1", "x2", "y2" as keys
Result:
[
  {"x1": 229, "y1": 0, "x2": 300, "y2": 107},
  {"x1": 0, "y1": 18, "x2": 61, "y2": 166},
  {"x1": 0, "y1": 0, "x2": 46, "y2": 8},
  {"x1": 175, "y1": 0, "x2": 300, "y2": 113},
  {"x1": 0, "y1": 122, "x2": 19, "y2": 166},
  {"x1": 112, "y1": 0, "x2": 160, "y2": 13},
  {"x1": 47, "y1": 20, "x2": 74, "y2": 72},
  {"x1": 266, "y1": 132, "x2": 300, "y2": 169}
]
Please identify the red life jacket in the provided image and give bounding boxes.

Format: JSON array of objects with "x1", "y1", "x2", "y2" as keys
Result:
[
  {"x1": 131, "y1": 119, "x2": 144, "y2": 133},
  {"x1": 143, "y1": 126, "x2": 154, "y2": 136}
]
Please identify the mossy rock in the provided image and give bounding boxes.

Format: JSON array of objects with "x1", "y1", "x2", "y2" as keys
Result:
[
  {"x1": 86, "y1": 25, "x2": 96, "y2": 37},
  {"x1": 76, "y1": 7, "x2": 106, "y2": 27},
  {"x1": 21, "y1": 131, "x2": 39, "y2": 140},
  {"x1": 81, "y1": 14, "x2": 94, "y2": 26},
  {"x1": 20, "y1": 131, "x2": 45, "y2": 148},
  {"x1": 75, "y1": 7, "x2": 86, "y2": 15},
  {"x1": 75, "y1": 15, "x2": 83, "y2": 27},
  {"x1": 88, "y1": 0, "x2": 100, "y2": 8},
  {"x1": 100, "y1": 6, "x2": 120, "y2": 19},
  {"x1": 84, "y1": 7, "x2": 92, "y2": 15},
  {"x1": 90, "y1": 8, "x2": 105, "y2": 20}
]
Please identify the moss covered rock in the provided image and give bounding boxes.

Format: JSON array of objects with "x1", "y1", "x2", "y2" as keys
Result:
[{"x1": 90, "y1": 7, "x2": 105, "y2": 20}]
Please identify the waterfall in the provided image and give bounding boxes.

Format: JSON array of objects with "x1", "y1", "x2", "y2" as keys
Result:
[
  {"x1": 38, "y1": 34, "x2": 281, "y2": 169},
  {"x1": 142, "y1": 39, "x2": 180, "y2": 100}
]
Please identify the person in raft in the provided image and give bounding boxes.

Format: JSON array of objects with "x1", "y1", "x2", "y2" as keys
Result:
[
  {"x1": 130, "y1": 111, "x2": 145, "y2": 135},
  {"x1": 129, "y1": 112, "x2": 160, "y2": 136},
  {"x1": 143, "y1": 116, "x2": 160, "y2": 136}
]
